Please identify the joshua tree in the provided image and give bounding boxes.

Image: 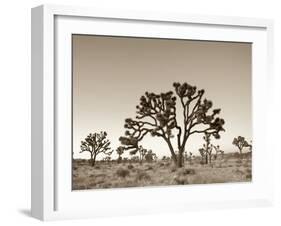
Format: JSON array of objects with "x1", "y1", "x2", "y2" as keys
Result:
[
  {"x1": 129, "y1": 145, "x2": 147, "y2": 164},
  {"x1": 199, "y1": 133, "x2": 213, "y2": 164},
  {"x1": 212, "y1": 145, "x2": 224, "y2": 160},
  {"x1": 130, "y1": 156, "x2": 140, "y2": 163},
  {"x1": 232, "y1": 136, "x2": 250, "y2": 156},
  {"x1": 145, "y1": 149, "x2": 157, "y2": 162},
  {"x1": 119, "y1": 82, "x2": 225, "y2": 168},
  {"x1": 80, "y1": 131, "x2": 112, "y2": 166},
  {"x1": 198, "y1": 148, "x2": 206, "y2": 163},
  {"x1": 116, "y1": 146, "x2": 124, "y2": 163},
  {"x1": 103, "y1": 156, "x2": 111, "y2": 163}
]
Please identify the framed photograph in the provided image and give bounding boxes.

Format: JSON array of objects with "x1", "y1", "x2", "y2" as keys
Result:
[{"x1": 31, "y1": 4, "x2": 274, "y2": 221}]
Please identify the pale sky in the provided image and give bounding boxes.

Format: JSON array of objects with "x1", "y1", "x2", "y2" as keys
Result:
[{"x1": 72, "y1": 35, "x2": 252, "y2": 160}]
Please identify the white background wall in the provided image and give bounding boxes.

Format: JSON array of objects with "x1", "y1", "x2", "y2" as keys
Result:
[{"x1": 0, "y1": 0, "x2": 280, "y2": 225}]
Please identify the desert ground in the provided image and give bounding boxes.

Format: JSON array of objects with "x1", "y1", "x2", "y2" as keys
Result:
[{"x1": 72, "y1": 152, "x2": 252, "y2": 190}]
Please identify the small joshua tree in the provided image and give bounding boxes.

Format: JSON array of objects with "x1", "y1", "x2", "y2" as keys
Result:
[
  {"x1": 198, "y1": 148, "x2": 206, "y2": 163},
  {"x1": 184, "y1": 151, "x2": 193, "y2": 163},
  {"x1": 80, "y1": 131, "x2": 112, "y2": 166},
  {"x1": 103, "y1": 156, "x2": 111, "y2": 163},
  {"x1": 212, "y1": 145, "x2": 224, "y2": 160},
  {"x1": 119, "y1": 82, "x2": 225, "y2": 168},
  {"x1": 199, "y1": 133, "x2": 213, "y2": 164},
  {"x1": 129, "y1": 145, "x2": 147, "y2": 164},
  {"x1": 232, "y1": 136, "x2": 250, "y2": 156},
  {"x1": 145, "y1": 149, "x2": 157, "y2": 162},
  {"x1": 116, "y1": 146, "x2": 124, "y2": 164},
  {"x1": 131, "y1": 156, "x2": 139, "y2": 163}
]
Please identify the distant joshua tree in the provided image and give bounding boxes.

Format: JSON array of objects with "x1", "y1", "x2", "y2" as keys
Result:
[
  {"x1": 145, "y1": 150, "x2": 157, "y2": 162},
  {"x1": 232, "y1": 136, "x2": 250, "y2": 156},
  {"x1": 119, "y1": 82, "x2": 225, "y2": 168},
  {"x1": 130, "y1": 156, "x2": 140, "y2": 163},
  {"x1": 212, "y1": 145, "x2": 224, "y2": 160},
  {"x1": 198, "y1": 148, "x2": 206, "y2": 163},
  {"x1": 199, "y1": 133, "x2": 213, "y2": 164},
  {"x1": 184, "y1": 151, "x2": 193, "y2": 163},
  {"x1": 80, "y1": 131, "x2": 112, "y2": 166},
  {"x1": 103, "y1": 156, "x2": 111, "y2": 163},
  {"x1": 116, "y1": 146, "x2": 124, "y2": 163},
  {"x1": 129, "y1": 145, "x2": 147, "y2": 164}
]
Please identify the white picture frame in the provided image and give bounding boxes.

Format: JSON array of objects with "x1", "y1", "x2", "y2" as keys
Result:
[{"x1": 31, "y1": 4, "x2": 274, "y2": 221}]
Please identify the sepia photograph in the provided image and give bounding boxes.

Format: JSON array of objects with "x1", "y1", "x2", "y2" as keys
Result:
[{"x1": 72, "y1": 35, "x2": 252, "y2": 190}]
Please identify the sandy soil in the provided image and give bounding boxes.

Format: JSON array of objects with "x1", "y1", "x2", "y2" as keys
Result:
[{"x1": 72, "y1": 153, "x2": 252, "y2": 190}]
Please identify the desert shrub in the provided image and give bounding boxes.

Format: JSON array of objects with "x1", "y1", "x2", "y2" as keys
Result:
[
  {"x1": 243, "y1": 163, "x2": 250, "y2": 168},
  {"x1": 178, "y1": 168, "x2": 196, "y2": 176},
  {"x1": 165, "y1": 162, "x2": 171, "y2": 167},
  {"x1": 135, "y1": 171, "x2": 151, "y2": 181},
  {"x1": 236, "y1": 159, "x2": 242, "y2": 164},
  {"x1": 216, "y1": 163, "x2": 223, "y2": 168},
  {"x1": 233, "y1": 152, "x2": 240, "y2": 158},
  {"x1": 199, "y1": 160, "x2": 205, "y2": 165},
  {"x1": 100, "y1": 182, "x2": 113, "y2": 188},
  {"x1": 246, "y1": 174, "x2": 252, "y2": 179},
  {"x1": 127, "y1": 164, "x2": 134, "y2": 170},
  {"x1": 170, "y1": 166, "x2": 177, "y2": 173},
  {"x1": 173, "y1": 175, "x2": 189, "y2": 185},
  {"x1": 145, "y1": 165, "x2": 153, "y2": 170},
  {"x1": 116, "y1": 168, "x2": 130, "y2": 178},
  {"x1": 190, "y1": 174, "x2": 229, "y2": 184},
  {"x1": 233, "y1": 169, "x2": 244, "y2": 175}
]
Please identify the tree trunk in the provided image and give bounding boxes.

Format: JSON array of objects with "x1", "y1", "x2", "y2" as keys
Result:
[
  {"x1": 165, "y1": 137, "x2": 178, "y2": 166},
  {"x1": 171, "y1": 155, "x2": 177, "y2": 166},
  {"x1": 91, "y1": 153, "x2": 97, "y2": 166},
  {"x1": 239, "y1": 148, "x2": 243, "y2": 159},
  {"x1": 177, "y1": 151, "x2": 183, "y2": 168},
  {"x1": 205, "y1": 154, "x2": 208, "y2": 164},
  {"x1": 209, "y1": 153, "x2": 212, "y2": 163}
]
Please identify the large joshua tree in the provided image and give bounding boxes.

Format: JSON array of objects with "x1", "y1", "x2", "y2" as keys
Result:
[
  {"x1": 80, "y1": 131, "x2": 112, "y2": 166},
  {"x1": 119, "y1": 82, "x2": 225, "y2": 168}
]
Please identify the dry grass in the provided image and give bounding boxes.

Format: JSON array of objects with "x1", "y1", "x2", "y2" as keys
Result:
[{"x1": 72, "y1": 153, "x2": 252, "y2": 190}]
